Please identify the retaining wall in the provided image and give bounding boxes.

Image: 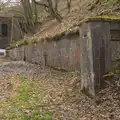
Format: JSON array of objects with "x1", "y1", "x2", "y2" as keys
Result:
[
  {"x1": 111, "y1": 41, "x2": 120, "y2": 61},
  {"x1": 8, "y1": 34, "x2": 120, "y2": 72},
  {"x1": 8, "y1": 34, "x2": 81, "y2": 71},
  {"x1": 8, "y1": 20, "x2": 120, "y2": 72}
]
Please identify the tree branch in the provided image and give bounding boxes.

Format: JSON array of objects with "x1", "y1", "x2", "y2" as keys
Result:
[
  {"x1": 98, "y1": 7, "x2": 120, "y2": 15},
  {"x1": 32, "y1": 0, "x2": 49, "y2": 8}
]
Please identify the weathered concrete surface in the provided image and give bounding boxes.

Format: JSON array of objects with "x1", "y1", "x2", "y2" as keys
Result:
[
  {"x1": 20, "y1": 35, "x2": 80, "y2": 71},
  {"x1": 44, "y1": 35, "x2": 80, "y2": 71},
  {"x1": 8, "y1": 46, "x2": 24, "y2": 60},
  {"x1": 90, "y1": 22, "x2": 111, "y2": 89},
  {"x1": 24, "y1": 43, "x2": 45, "y2": 65},
  {"x1": 79, "y1": 21, "x2": 112, "y2": 96},
  {"x1": 8, "y1": 35, "x2": 80, "y2": 71},
  {"x1": 110, "y1": 21, "x2": 120, "y2": 62},
  {"x1": 111, "y1": 41, "x2": 120, "y2": 61},
  {"x1": 79, "y1": 23, "x2": 95, "y2": 96}
]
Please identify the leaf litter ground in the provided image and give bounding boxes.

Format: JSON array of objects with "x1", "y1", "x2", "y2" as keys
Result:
[{"x1": 0, "y1": 61, "x2": 120, "y2": 120}]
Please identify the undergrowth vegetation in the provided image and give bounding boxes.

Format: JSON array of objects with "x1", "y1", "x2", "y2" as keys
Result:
[{"x1": 0, "y1": 75, "x2": 52, "y2": 120}]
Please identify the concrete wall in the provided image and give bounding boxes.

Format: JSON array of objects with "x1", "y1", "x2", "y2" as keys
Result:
[
  {"x1": 25, "y1": 43, "x2": 45, "y2": 65},
  {"x1": 8, "y1": 20, "x2": 120, "y2": 72},
  {"x1": 45, "y1": 35, "x2": 81, "y2": 70},
  {"x1": 110, "y1": 21, "x2": 120, "y2": 61},
  {"x1": 9, "y1": 34, "x2": 81, "y2": 71},
  {"x1": 111, "y1": 41, "x2": 120, "y2": 61},
  {"x1": 8, "y1": 46, "x2": 24, "y2": 60}
]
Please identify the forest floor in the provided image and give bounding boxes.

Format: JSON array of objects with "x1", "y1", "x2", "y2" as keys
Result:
[{"x1": 0, "y1": 60, "x2": 120, "y2": 120}]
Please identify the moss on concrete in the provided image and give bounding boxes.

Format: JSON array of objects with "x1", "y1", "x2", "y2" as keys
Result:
[{"x1": 88, "y1": 16, "x2": 120, "y2": 22}]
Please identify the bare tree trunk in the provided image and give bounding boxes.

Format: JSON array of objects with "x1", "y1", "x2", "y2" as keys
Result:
[
  {"x1": 54, "y1": 0, "x2": 59, "y2": 12},
  {"x1": 20, "y1": 0, "x2": 35, "y2": 31},
  {"x1": 32, "y1": 0, "x2": 38, "y2": 23},
  {"x1": 67, "y1": 0, "x2": 71, "y2": 13},
  {"x1": 46, "y1": 0, "x2": 62, "y2": 22},
  {"x1": 21, "y1": 0, "x2": 70, "y2": 24}
]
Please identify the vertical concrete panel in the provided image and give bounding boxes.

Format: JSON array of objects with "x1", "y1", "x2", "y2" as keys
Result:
[
  {"x1": 79, "y1": 23, "x2": 95, "y2": 96},
  {"x1": 8, "y1": 46, "x2": 24, "y2": 60},
  {"x1": 66, "y1": 38, "x2": 71, "y2": 70},
  {"x1": 43, "y1": 35, "x2": 80, "y2": 71},
  {"x1": 90, "y1": 22, "x2": 111, "y2": 88},
  {"x1": 59, "y1": 37, "x2": 72, "y2": 70},
  {"x1": 54, "y1": 41, "x2": 60, "y2": 68},
  {"x1": 18, "y1": 46, "x2": 24, "y2": 60},
  {"x1": 51, "y1": 41, "x2": 57, "y2": 67},
  {"x1": 59, "y1": 38, "x2": 65, "y2": 69},
  {"x1": 45, "y1": 41, "x2": 54, "y2": 66},
  {"x1": 110, "y1": 22, "x2": 120, "y2": 62},
  {"x1": 103, "y1": 23, "x2": 111, "y2": 73},
  {"x1": 110, "y1": 22, "x2": 120, "y2": 30},
  {"x1": 24, "y1": 43, "x2": 45, "y2": 65},
  {"x1": 65, "y1": 38, "x2": 71, "y2": 70},
  {"x1": 76, "y1": 35, "x2": 81, "y2": 71},
  {"x1": 69, "y1": 39, "x2": 73, "y2": 70},
  {"x1": 32, "y1": 43, "x2": 45, "y2": 65},
  {"x1": 60, "y1": 38, "x2": 69, "y2": 70},
  {"x1": 8, "y1": 48, "x2": 17, "y2": 60},
  {"x1": 47, "y1": 35, "x2": 81, "y2": 71},
  {"x1": 69, "y1": 37, "x2": 75, "y2": 70},
  {"x1": 69, "y1": 35, "x2": 80, "y2": 71},
  {"x1": 111, "y1": 41, "x2": 120, "y2": 61},
  {"x1": 24, "y1": 44, "x2": 33, "y2": 62}
]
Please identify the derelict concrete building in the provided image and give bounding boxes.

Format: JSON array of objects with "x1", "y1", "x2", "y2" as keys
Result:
[{"x1": 0, "y1": 15, "x2": 24, "y2": 48}]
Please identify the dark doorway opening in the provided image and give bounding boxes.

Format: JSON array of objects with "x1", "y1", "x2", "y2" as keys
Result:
[{"x1": 1, "y1": 24, "x2": 8, "y2": 37}]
